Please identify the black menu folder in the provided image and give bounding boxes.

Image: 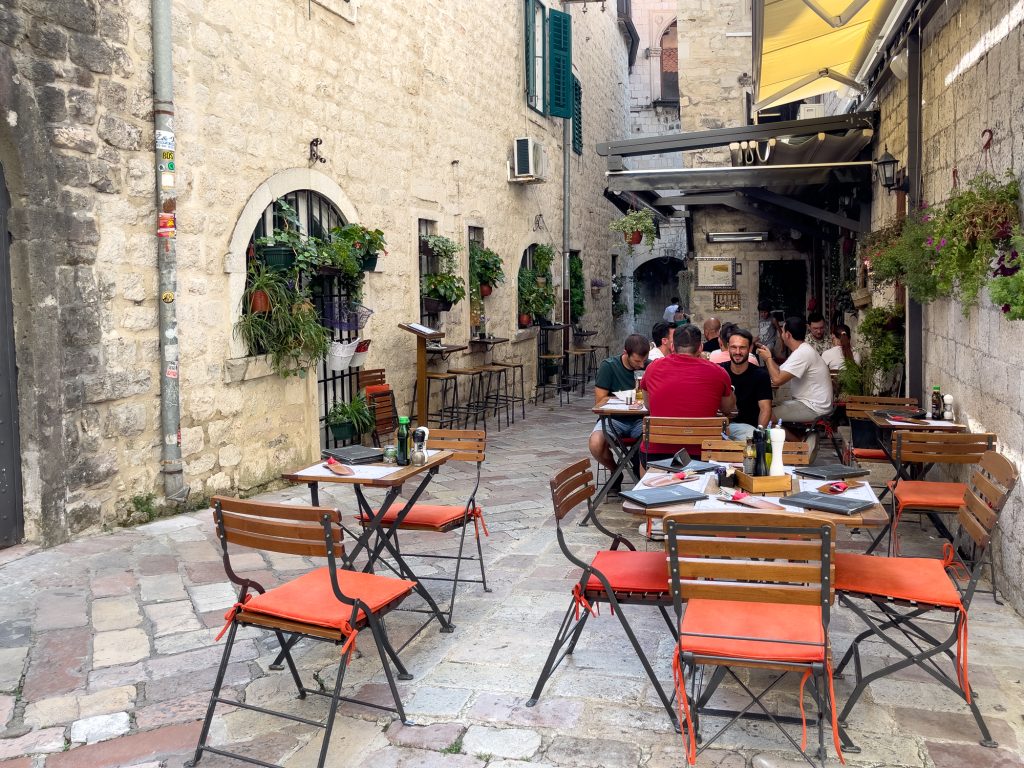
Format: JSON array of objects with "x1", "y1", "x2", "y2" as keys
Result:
[
  {"x1": 794, "y1": 464, "x2": 871, "y2": 481},
  {"x1": 619, "y1": 485, "x2": 708, "y2": 509},
  {"x1": 322, "y1": 445, "x2": 384, "y2": 465},
  {"x1": 782, "y1": 492, "x2": 875, "y2": 516}
]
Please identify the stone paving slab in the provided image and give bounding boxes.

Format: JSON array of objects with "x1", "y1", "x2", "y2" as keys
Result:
[{"x1": 0, "y1": 398, "x2": 1023, "y2": 767}]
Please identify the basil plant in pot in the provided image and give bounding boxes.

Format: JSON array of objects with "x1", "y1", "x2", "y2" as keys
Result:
[
  {"x1": 469, "y1": 241, "x2": 506, "y2": 297},
  {"x1": 326, "y1": 393, "x2": 375, "y2": 442},
  {"x1": 421, "y1": 234, "x2": 466, "y2": 312}
]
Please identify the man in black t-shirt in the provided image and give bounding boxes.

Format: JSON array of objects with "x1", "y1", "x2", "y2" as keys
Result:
[
  {"x1": 719, "y1": 327, "x2": 772, "y2": 441},
  {"x1": 702, "y1": 317, "x2": 722, "y2": 353},
  {"x1": 588, "y1": 334, "x2": 649, "y2": 489}
]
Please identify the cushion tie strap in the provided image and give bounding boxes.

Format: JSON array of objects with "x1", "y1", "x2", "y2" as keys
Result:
[
  {"x1": 571, "y1": 583, "x2": 599, "y2": 621},
  {"x1": 941, "y1": 541, "x2": 973, "y2": 700},
  {"x1": 471, "y1": 505, "x2": 489, "y2": 538},
  {"x1": 215, "y1": 595, "x2": 252, "y2": 642},
  {"x1": 340, "y1": 629, "x2": 358, "y2": 665},
  {"x1": 826, "y1": 659, "x2": 846, "y2": 764},
  {"x1": 941, "y1": 543, "x2": 970, "y2": 582},
  {"x1": 798, "y1": 670, "x2": 811, "y2": 752},
  {"x1": 672, "y1": 648, "x2": 697, "y2": 765}
]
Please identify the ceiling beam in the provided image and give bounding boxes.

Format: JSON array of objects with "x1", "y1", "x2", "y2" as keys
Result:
[
  {"x1": 596, "y1": 112, "x2": 877, "y2": 159},
  {"x1": 743, "y1": 188, "x2": 868, "y2": 232}
]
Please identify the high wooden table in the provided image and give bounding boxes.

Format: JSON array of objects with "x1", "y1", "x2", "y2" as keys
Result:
[
  {"x1": 282, "y1": 450, "x2": 456, "y2": 637},
  {"x1": 583, "y1": 399, "x2": 648, "y2": 522}
]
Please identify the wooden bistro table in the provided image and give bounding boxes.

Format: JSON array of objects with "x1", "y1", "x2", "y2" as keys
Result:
[
  {"x1": 867, "y1": 410, "x2": 968, "y2": 481},
  {"x1": 621, "y1": 468, "x2": 888, "y2": 539},
  {"x1": 282, "y1": 450, "x2": 457, "y2": 638},
  {"x1": 584, "y1": 398, "x2": 649, "y2": 522}
]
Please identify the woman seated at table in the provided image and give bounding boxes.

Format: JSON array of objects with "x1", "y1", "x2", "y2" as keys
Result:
[{"x1": 821, "y1": 323, "x2": 861, "y2": 371}]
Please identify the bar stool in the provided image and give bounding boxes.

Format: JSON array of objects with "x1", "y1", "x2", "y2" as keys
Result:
[
  {"x1": 477, "y1": 364, "x2": 510, "y2": 431},
  {"x1": 447, "y1": 367, "x2": 489, "y2": 430},
  {"x1": 493, "y1": 360, "x2": 527, "y2": 423},
  {"x1": 409, "y1": 372, "x2": 460, "y2": 428},
  {"x1": 566, "y1": 349, "x2": 591, "y2": 397},
  {"x1": 534, "y1": 354, "x2": 569, "y2": 406}
]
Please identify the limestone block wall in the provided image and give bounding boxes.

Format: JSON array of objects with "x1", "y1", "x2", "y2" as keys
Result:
[
  {"x1": 0, "y1": 0, "x2": 631, "y2": 543},
  {"x1": 872, "y1": 0, "x2": 1024, "y2": 611}
]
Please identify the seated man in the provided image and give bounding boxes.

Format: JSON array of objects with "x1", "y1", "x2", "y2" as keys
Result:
[
  {"x1": 719, "y1": 327, "x2": 771, "y2": 441},
  {"x1": 708, "y1": 321, "x2": 759, "y2": 366},
  {"x1": 702, "y1": 316, "x2": 722, "y2": 353},
  {"x1": 640, "y1": 324, "x2": 735, "y2": 464},
  {"x1": 756, "y1": 316, "x2": 834, "y2": 445},
  {"x1": 805, "y1": 311, "x2": 831, "y2": 356},
  {"x1": 647, "y1": 321, "x2": 673, "y2": 361},
  {"x1": 588, "y1": 334, "x2": 649, "y2": 492}
]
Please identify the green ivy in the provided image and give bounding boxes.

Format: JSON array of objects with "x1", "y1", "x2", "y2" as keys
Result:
[{"x1": 569, "y1": 253, "x2": 585, "y2": 320}]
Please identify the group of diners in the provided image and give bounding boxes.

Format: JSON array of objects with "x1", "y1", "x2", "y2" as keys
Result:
[{"x1": 589, "y1": 313, "x2": 844, "y2": 492}]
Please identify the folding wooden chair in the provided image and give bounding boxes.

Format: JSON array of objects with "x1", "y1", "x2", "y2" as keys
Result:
[
  {"x1": 700, "y1": 439, "x2": 811, "y2": 465},
  {"x1": 643, "y1": 417, "x2": 729, "y2": 467},
  {"x1": 665, "y1": 511, "x2": 843, "y2": 767},
  {"x1": 833, "y1": 451, "x2": 1018, "y2": 750},
  {"x1": 528, "y1": 459, "x2": 679, "y2": 729},
  {"x1": 845, "y1": 395, "x2": 919, "y2": 491},
  {"x1": 889, "y1": 431, "x2": 996, "y2": 555},
  {"x1": 187, "y1": 497, "x2": 416, "y2": 768},
  {"x1": 357, "y1": 429, "x2": 489, "y2": 627},
  {"x1": 366, "y1": 385, "x2": 399, "y2": 448}
]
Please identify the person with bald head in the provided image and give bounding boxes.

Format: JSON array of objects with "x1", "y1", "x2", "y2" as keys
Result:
[{"x1": 702, "y1": 317, "x2": 722, "y2": 353}]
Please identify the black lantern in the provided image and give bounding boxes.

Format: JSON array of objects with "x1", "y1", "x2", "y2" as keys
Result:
[{"x1": 875, "y1": 148, "x2": 899, "y2": 192}]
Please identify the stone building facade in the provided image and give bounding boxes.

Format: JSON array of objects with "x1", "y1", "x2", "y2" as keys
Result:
[
  {"x1": 0, "y1": 0, "x2": 633, "y2": 544},
  {"x1": 870, "y1": 0, "x2": 1024, "y2": 612}
]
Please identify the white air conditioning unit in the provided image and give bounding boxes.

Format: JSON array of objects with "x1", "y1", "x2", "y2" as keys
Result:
[
  {"x1": 798, "y1": 103, "x2": 826, "y2": 120},
  {"x1": 508, "y1": 137, "x2": 547, "y2": 183}
]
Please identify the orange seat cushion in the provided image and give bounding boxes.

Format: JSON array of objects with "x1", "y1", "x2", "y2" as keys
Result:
[
  {"x1": 835, "y1": 553, "x2": 961, "y2": 608},
  {"x1": 852, "y1": 447, "x2": 888, "y2": 461},
  {"x1": 679, "y1": 600, "x2": 825, "y2": 663},
  {"x1": 893, "y1": 480, "x2": 967, "y2": 510},
  {"x1": 241, "y1": 568, "x2": 415, "y2": 633},
  {"x1": 586, "y1": 550, "x2": 669, "y2": 594},
  {"x1": 360, "y1": 504, "x2": 478, "y2": 529}
]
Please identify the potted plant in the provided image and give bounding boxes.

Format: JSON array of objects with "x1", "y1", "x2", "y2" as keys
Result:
[
  {"x1": 609, "y1": 209, "x2": 657, "y2": 252},
  {"x1": 254, "y1": 199, "x2": 321, "y2": 275},
  {"x1": 517, "y1": 269, "x2": 539, "y2": 327},
  {"x1": 244, "y1": 261, "x2": 288, "y2": 314},
  {"x1": 532, "y1": 243, "x2": 555, "y2": 285},
  {"x1": 326, "y1": 393, "x2": 375, "y2": 442},
  {"x1": 469, "y1": 241, "x2": 506, "y2": 297},
  {"x1": 590, "y1": 277, "x2": 608, "y2": 299},
  {"x1": 421, "y1": 234, "x2": 466, "y2": 312},
  {"x1": 336, "y1": 223, "x2": 387, "y2": 271}
]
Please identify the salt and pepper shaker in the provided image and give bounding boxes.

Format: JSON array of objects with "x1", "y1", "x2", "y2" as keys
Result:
[{"x1": 942, "y1": 394, "x2": 954, "y2": 421}]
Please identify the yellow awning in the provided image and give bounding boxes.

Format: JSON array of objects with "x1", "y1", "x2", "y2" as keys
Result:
[{"x1": 754, "y1": 0, "x2": 898, "y2": 110}]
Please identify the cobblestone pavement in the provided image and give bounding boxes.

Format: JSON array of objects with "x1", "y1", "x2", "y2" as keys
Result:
[{"x1": 1, "y1": 398, "x2": 1023, "y2": 768}]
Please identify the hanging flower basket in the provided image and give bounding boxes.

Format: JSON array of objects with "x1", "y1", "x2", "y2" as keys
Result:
[
  {"x1": 324, "y1": 302, "x2": 374, "y2": 331},
  {"x1": 625, "y1": 231, "x2": 643, "y2": 245},
  {"x1": 327, "y1": 339, "x2": 359, "y2": 371},
  {"x1": 350, "y1": 339, "x2": 372, "y2": 368}
]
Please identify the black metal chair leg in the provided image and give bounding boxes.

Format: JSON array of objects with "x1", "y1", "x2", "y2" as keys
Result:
[{"x1": 185, "y1": 621, "x2": 239, "y2": 767}]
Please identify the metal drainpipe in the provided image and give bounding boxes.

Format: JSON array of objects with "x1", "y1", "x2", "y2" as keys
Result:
[
  {"x1": 562, "y1": 117, "x2": 571, "y2": 361},
  {"x1": 152, "y1": 0, "x2": 188, "y2": 505}
]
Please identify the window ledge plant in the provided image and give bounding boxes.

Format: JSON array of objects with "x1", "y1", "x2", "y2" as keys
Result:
[
  {"x1": 421, "y1": 234, "x2": 466, "y2": 310},
  {"x1": 469, "y1": 241, "x2": 506, "y2": 297}
]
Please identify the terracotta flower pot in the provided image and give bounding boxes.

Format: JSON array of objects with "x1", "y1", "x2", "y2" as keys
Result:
[
  {"x1": 249, "y1": 289, "x2": 271, "y2": 314},
  {"x1": 625, "y1": 231, "x2": 643, "y2": 246},
  {"x1": 518, "y1": 313, "x2": 532, "y2": 328},
  {"x1": 480, "y1": 283, "x2": 493, "y2": 297}
]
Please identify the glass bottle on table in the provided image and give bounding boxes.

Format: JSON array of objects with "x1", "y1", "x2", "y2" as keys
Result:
[
  {"x1": 743, "y1": 438, "x2": 756, "y2": 475},
  {"x1": 930, "y1": 386, "x2": 943, "y2": 420},
  {"x1": 396, "y1": 417, "x2": 410, "y2": 466},
  {"x1": 634, "y1": 370, "x2": 644, "y2": 406}
]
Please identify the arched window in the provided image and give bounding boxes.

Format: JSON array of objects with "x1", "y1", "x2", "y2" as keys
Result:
[
  {"x1": 660, "y1": 21, "x2": 679, "y2": 103},
  {"x1": 246, "y1": 190, "x2": 345, "y2": 268}
]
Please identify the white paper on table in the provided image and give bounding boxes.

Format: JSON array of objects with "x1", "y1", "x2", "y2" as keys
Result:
[
  {"x1": 297, "y1": 450, "x2": 443, "y2": 481},
  {"x1": 796, "y1": 478, "x2": 878, "y2": 503},
  {"x1": 634, "y1": 471, "x2": 713, "y2": 495},
  {"x1": 600, "y1": 402, "x2": 646, "y2": 413}
]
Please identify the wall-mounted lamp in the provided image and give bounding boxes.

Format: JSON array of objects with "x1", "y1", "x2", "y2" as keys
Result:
[
  {"x1": 562, "y1": 0, "x2": 606, "y2": 10},
  {"x1": 706, "y1": 231, "x2": 769, "y2": 243},
  {"x1": 874, "y1": 147, "x2": 908, "y2": 194},
  {"x1": 875, "y1": 147, "x2": 899, "y2": 191}
]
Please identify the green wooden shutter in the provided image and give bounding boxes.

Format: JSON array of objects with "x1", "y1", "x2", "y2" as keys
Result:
[
  {"x1": 547, "y1": 9, "x2": 572, "y2": 118},
  {"x1": 572, "y1": 76, "x2": 583, "y2": 155},
  {"x1": 524, "y1": 0, "x2": 536, "y2": 107}
]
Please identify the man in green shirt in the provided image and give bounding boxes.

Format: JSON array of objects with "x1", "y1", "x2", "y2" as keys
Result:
[{"x1": 588, "y1": 334, "x2": 649, "y2": 492}]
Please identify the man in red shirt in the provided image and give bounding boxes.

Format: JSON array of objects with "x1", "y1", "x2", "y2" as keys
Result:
[{"x1": 640, "y1": 324, "x2": 735, "y2": 462}]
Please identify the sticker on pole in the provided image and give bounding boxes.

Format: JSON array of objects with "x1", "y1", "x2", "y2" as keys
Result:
[
  {"x1": 165, "y1": 362, "x2": 179, "y2": 380},
  {"x1": 157, "y1": 213, "x2": 176, "y2": 238},
  {"x1": 155, "y1": 130, "x2": 176, "y2": 151},
  {"x1": 161, "y1": 291, "x2": 175, "y2": 304},
  {"x1": 161, "y1": 172, "x2": 175, "y2": 189}
]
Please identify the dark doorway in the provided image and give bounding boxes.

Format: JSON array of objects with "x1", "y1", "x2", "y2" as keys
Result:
[
  {"x1": 758, "y1": 260, "x2": 807, "y2": 319},
  {"x1": 0, "y1": 163, "x2": 24, "y2": 546}
]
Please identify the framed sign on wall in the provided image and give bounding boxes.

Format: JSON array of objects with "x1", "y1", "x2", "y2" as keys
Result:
[{"x1": 695, "y1": 257, "x2": 736, "y2": 290}]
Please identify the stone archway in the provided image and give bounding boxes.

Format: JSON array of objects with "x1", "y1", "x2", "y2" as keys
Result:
[{"x1": 632, "y1": 256, "x2": 686, "y2": 339}]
